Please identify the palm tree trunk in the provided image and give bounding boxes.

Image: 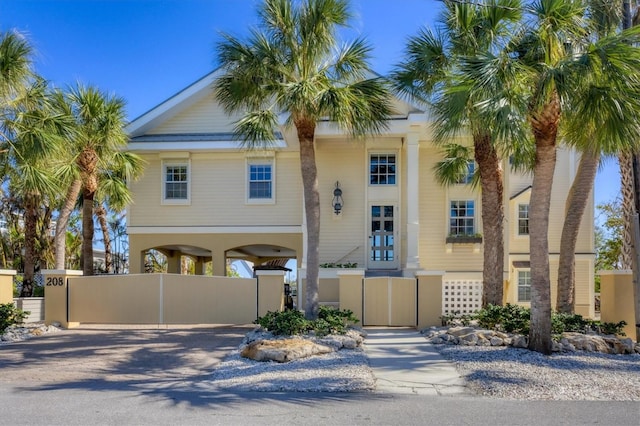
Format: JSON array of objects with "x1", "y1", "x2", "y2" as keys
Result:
[
  {"x1": 54, "y1": 179, "x2": 81, "y2": 269},
  {"x1": 528, "y1": 99, "x2": 560, "y2": 355},
  {"x1": 82, "y1": 190, "x2": 95, "y2": 276},
  {"x1": 475, "y1": 134, "x2": 504, "y2": 306},
  {"x1": 618, "y1": 153, "x2": 634, "y2": 269},
  {"x1": 95, "y1": 203, "x2": 112, "y2": 273},
  {"x1": 20, "y1": 194, "x2": 38, "y2": 297},
  {"x1": 557, "y1": 150, "x2": 599, "y2": 314},
  {"x1": 297, "y1": 120, "x2": 321, "y2": 321}
]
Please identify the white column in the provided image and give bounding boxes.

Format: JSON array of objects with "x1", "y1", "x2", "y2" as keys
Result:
[{"x1": 406, "y1": 133, "x2": 420, "y2": 271}]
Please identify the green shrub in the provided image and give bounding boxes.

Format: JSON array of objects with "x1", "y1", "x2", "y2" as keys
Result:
[
  {"x1": 254, "y1": 307, "x2": 359, "y2": 337},
  {"x1": 0, "y1": 303, "x2": 29, "y2": 334},
  {"x1": 314, "y1": 306, "x2": 358, "y2": 336},
  {"x1": 474, "y1": 304, "x2": 506, "y2": 330},
  {"x1": 474, "y1": 304, "x2": 530, "y2": 334},
  {"x1": 551, "y1": 313, "x2": 594, "y2": 335},
  {"x1": 254, "y1": 309, "x2": 310, "y2": 335},
  {"x1": 598, "y1": 321, "x2": 626, "y2": 336}
]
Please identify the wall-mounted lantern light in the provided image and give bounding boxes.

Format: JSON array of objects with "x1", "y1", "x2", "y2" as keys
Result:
[{"x1": 332, "y1": 181, "x2": 343, "y2": 215}]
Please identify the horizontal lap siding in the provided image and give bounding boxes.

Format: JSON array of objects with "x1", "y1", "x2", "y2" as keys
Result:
[
  {"x1": 317, "y1": 140, "x2": 366, "y2": 266},
  {"x1": 148, "y1": 96, "x2": 240, "y2": 134},
  {"x1": 129, "y1": 153, "x2": 302, "y2": 227},
  {"x1": 419, "y1": 146, "x2": 483, "y2": 272}
]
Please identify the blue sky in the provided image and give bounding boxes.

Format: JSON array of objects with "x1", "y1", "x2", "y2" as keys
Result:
[{"x1": 1, "y1": 0, "x2": 619, "y2": 208}]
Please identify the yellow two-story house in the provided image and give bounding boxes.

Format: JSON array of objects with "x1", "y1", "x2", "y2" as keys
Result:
[{"x1": 126, "y1": 70, "x2": 595, "y2": 319}]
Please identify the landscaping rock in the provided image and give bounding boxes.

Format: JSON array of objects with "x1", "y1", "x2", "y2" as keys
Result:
[
  {"x1": 424, "y1": 325, "x2": 638, "y2": 356},
  {"x1": 490, "y1": 336, "x2": 504, "y2": 346},
  {"x1": 512, "y1": 335, "x2": 528, "y2": 348},
  {"x1": 240, "y1": 338, "x2": 334, "y2": 363}
]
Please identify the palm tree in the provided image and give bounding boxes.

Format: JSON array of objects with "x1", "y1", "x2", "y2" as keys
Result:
[
  {"x1": 214, "y1": 0, "x2": 393, "y2": 320},
  {"x1": 556, "y1": 0, "x2": 626, "y2": 313},
  {"x1": 392, "y1": 0, "x2": 523, "y2": 306},
  {"x1": 94, "y1": 151, "x2": 142, "y2": 273},
  {"x1": 3, "y1": 79, "x2": 65, "y2": 296},
  {"x1": 0, "y1": 30, "x2": 33, "y2": 106},
  {"x1": 58, "y1": 85, "x2": 131, "y2": 276},
  {"x1": 465, "y1": 0, "x2": 640, "y2": 353}
]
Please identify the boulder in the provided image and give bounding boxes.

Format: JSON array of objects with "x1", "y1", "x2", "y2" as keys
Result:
[
  {"x1": 241, "y1": 339, "x2": 334, "y2": 363},
  {"x1": 512, "y1": 335, "x2": 528, "y2": 348},
  {"x1": 459, "y1": 333, "x2": 478, "y2": 346},
  {"x1": 490, "y1": 336, "x2": 504, "y2": 346},
  {"x1": 448, "y1": 326, "x2": 476, "y2": 337}
]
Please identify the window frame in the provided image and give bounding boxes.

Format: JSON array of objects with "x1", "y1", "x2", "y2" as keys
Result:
[
  {"x1": 246, "y1": 157, "x2": 276, "y2": 204},
  {"x1": 369, "y1": 153, "x2": 397, "y2": 186},
  {"x1": 161, "y1": 159, "x2": 191, "y2": 205},
  {"x1": 449, "y1": 200, "x2": 475, "y2": 236},
  {"x1": 517, "y1": 203, "x2": 530, "y2": 236},
  {"x1": 517, "y1": 269, "x2": 532, "y2": 302}
]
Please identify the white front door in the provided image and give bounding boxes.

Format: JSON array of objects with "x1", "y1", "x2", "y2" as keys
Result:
[{"x1": 368, "y1": 205, "x2": 398, "y2": 270}]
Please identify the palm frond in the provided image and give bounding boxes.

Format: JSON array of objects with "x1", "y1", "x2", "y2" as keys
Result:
[
  {"x1": 234, "y1": 110, "x2": 279, "y2": 149},
  {"x1": 433, "y1": 143, "x2": 475, "y2": 186}
]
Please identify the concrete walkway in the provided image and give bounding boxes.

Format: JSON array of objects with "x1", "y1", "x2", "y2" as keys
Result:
[{"x1": 364, "y1": 328, "x2": 470, "y2": 396}]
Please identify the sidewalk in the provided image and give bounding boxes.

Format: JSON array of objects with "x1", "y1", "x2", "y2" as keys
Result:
[{"x1": 364, "y1": 327, "x2": 471, "y2": 396}]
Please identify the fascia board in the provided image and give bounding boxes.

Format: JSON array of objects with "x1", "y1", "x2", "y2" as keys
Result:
[{"x1": 125, "y1": 70, "x2": 222, "y2": 137}]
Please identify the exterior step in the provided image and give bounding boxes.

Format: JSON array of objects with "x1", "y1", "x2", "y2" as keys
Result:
[{"x1": 364, "y1": 270, "x2": 403, "y2": 278}]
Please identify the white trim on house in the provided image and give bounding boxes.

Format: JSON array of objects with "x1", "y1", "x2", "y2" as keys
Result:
[
  {"x1": 161, "y1": 158, "x2": 191, "y2": 205},
  {"x1": 245, "y1": 155, "x2": 276, "y2": 205},
  {"x1": 126, "y1": 70, "x2": 223, "y2": 137},
  {"x1": 129, "y1": 139, "x2": 287, "y2": 152},
  {"x1": 128, "y1": 226, "x2": 303, "y2": 234}
]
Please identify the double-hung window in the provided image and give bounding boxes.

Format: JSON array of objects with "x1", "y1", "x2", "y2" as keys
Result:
[
  {"x1": 162, "y1": 160, "x2": 190, "y2": 205},
  {"x1": 370, "y1": 154, "x2": 396, "y2": 185},
  {"x1": 518, "y1": 204, "x2": 529, "y2": 235},
  {"x1": 517, "y1": 270, "x2": 532, "y2": 302},
  {"x1": 247, "y1": 158, "x2": 275, "y2": 203},
  {"x1": 449, "y1": 200, "x2": 475, "y2": 236}
]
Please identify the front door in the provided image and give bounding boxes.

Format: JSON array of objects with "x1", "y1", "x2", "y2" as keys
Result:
[{"x1": 369, "y1": 205, "x2": 398, "y2": 269}]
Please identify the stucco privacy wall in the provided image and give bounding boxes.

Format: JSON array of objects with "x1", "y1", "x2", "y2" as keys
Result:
[
  {"x1": 46, "y1": 272, "x2": 284, "y2": 326},
  {"x1": 599, "y1": 271, "x2": 637, "y2": 340},
  {"x1": 0, "y1": 269, "x2": 16, "y2": 304}
]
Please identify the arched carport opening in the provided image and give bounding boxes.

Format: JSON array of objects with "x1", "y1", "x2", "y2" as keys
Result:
[
  {"x1": 142, "y1": 245, "x2": 212, "y2": 275},
  {"x1": 226, "y1": 244, "x2": 297, "y2": 277}
]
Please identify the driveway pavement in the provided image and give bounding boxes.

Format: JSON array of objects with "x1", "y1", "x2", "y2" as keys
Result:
[{"x1": 0, "y1": 324, "x2": 251, "y2": 387}]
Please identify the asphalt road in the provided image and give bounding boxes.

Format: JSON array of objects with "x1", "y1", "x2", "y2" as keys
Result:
[{"x1": 1, "y1": 325, "x2": 638, "y2": 425}]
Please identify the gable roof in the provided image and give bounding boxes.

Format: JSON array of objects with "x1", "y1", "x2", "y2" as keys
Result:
[
  {"x1": 126, "y1": 69, "x2": 222, "y2": 138},
  {"x1": 510, "y1": 185, "x2": 532, "y2": 201},
  {"x1": 126, "y1": 68, "x2": 429, "y2": 147}
]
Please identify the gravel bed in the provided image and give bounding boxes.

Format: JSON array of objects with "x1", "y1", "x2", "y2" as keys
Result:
[
  {"x1": 208, "y1": 347, "x2": 375, "y2": 392},
  {"x1": 435, "y1": 344, "x2": 640, "y2": 400}
]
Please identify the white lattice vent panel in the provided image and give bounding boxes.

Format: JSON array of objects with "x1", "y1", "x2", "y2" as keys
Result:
[{"x1": 442, "y1": 280, "x2": 483, "y2": 315}]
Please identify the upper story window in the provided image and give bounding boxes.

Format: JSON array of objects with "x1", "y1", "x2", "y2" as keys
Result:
[
  {"x1": 517, "y1": 270, "x2": 531, "y2": 302},
  {"x1": 449, "y1": 200, "x2": 475, "y2": 236},
  {"x1": 162, "y1": 160, "x2": 190, "y2": 205},
  {"x1": 456, "y1": 160, "x2": 475, "y2": 184},
  {"x1": 247, "y1": 157, "x2": 275, "y2": 203},
  {"x1": 370, "y1": 154, "x2": 396, "y2": 185},
  {"x1": 518, "y1": 204, "x2": 529, "y2": 235}
]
